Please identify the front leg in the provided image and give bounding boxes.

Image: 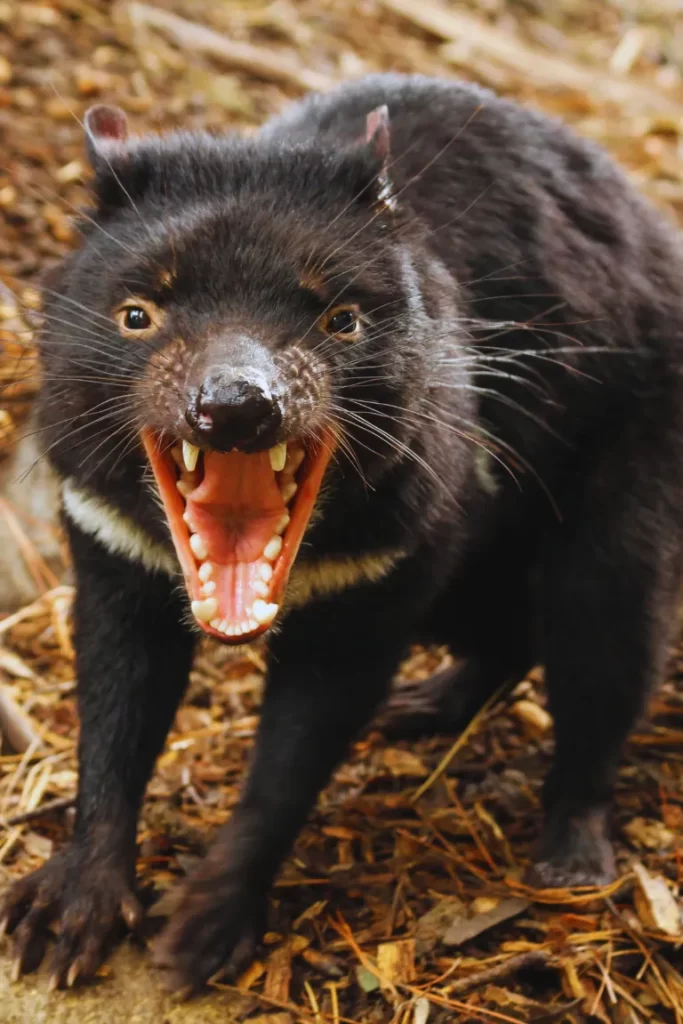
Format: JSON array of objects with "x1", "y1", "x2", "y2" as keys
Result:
[
  {"x1": 155, "y1": 584, "x2": 414, "y2": 991},
  {"x1": 1, "y1": 522, "x2": 195, "y2": 986}
]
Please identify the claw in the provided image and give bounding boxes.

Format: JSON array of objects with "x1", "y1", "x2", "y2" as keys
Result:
[
  {"x1": 121, "y1": 895, "x2": 142, "y2": 930},
  {"x1": 66, "y1": 959, "x2": 81, "y2": 988},
  {"x1": 47, "y1": 972, "x2": 60, "y2": 992},
  {"x1": 0, "y1": 916, "x2": 8, "y2": 941},
  {"x1": 11, "y1": 957, "x2": 22, "y2": 983}
]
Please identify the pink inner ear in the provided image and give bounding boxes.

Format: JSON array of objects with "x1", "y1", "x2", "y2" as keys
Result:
[
  {"x1": 365, "y1": 105, "x2": 390, "y2": 163},
  {"x1": 85, "y1": 104, "x2": 129, "y2": 144}
]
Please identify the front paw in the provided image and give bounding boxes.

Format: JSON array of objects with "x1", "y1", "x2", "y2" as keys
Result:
[
  {"x1": 1, "y1": 843, "x2": 142, "y2": 988},
  {"x1": 154, "y1": 868, "x2": 266, "y2": 994}
]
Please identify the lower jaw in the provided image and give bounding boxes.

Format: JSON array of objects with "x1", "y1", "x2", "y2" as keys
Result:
[{"x1": 141, "y1": 428, "x2": 335, "y2": 644}]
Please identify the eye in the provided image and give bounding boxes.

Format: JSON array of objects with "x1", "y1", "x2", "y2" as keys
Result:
[
  {"x1": 115, "y1": 299, "x2": 162, "y2": 338},
  {"x1": 123, "y1": 307, "x2": 151, "y2": 330},
  {"x1": 321, "y1": 306, "x2": 361, "y2": 339}
]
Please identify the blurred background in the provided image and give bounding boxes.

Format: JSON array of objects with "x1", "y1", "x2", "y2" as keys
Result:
[{"x1": 0, "y1": 3, "x2": 682, "y2": 1022}]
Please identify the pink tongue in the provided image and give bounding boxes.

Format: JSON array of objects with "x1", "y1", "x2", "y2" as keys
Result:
[{"x1": 184, "y1": 450, "x2": 286, "y2": 564}]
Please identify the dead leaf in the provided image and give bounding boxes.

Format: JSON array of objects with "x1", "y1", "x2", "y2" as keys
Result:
[
  {"x1": 632, "y1": 861, "x2": 682, "y2": 936},
  {"x1": 443, "y1": 898, "x2": 529, "y2": 947}
]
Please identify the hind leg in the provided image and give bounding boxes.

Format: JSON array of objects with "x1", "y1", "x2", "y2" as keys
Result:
[
  {"x1": 379, "y1": 545, "x2": 534, "y2": 738},
  {"x1": 532, "y1": 427, "x2": 682, "y2": 887}
]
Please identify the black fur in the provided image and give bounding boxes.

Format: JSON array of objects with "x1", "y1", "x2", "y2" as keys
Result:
[{"x1": 4, "y1": 74, "x2": 683, "y2": 990}]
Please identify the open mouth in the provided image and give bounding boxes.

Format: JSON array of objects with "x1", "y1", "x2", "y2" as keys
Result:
[{"x1": 141, "y1": 428, "x2": 335, "y2": 643}]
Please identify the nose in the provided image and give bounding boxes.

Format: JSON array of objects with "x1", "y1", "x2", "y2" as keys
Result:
[{"x1": 186, "y1": 376, "x2": 282, "y2": 451}]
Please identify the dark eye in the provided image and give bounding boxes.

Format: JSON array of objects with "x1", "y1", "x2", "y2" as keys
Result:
[
  {"x1": 322, "y1": 306, "x2": 360, "y2": 337},
  {"x1": 123, "y1": 307, "x2": 151, "y2": 330}
]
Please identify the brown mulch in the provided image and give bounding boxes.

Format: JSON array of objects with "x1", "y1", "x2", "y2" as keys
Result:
[{"x1": 0, "y1": 2, "x2": 682, "y2": 1022}]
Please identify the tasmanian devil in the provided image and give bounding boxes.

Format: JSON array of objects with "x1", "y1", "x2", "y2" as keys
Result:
[{"x1": 3, "y1": 73, "x2": 682, "y2": 991}]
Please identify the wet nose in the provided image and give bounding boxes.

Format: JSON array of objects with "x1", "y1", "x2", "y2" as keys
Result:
[{"x1": 186, "y1": 376, "x2": 282, "y2": 451}]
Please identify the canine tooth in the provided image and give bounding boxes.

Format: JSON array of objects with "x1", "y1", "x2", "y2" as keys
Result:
[
  {"x1": 198, "y1": 561, "x2": 214, "y2": 581},
  {"x1": 263, "y1": 536, "x2": 282, "y2": 561},
  {"x1": 269, "y1": 442, "x2": 287, "y2": 472},
  {"x1": 254, "y1": 579, "x2": 269, "y2": 598},
  {"x1": 189, "y1": 533, "x2": 208, "y2": 560},
  {"x1": 201, "y1": 580, "x2": 216, "y2": 596},
  {"x1": 285, "y1": 447, "x2": 305, "y2": 472},
  {"x1": 281, "y1": 481, "x2": 297, "y2": 504},
  {"x1": 177, "y1": 480, "x2": 193, "y2": 497},
  {"x1": 258, "y1": 562, "x2": 273, "y2": 582},
  {"x1": 274, "y1": 513, "x2": 290, "y2": 535},
  {"x1": 191, "y1": 597, "x2": 218, "y2": 623},
  {"x1": 252, "y1": 600, "x2": 278, "y2": 625},
  {"x1": 182, "y1": 441, "x2": 199, "y2": 472}
]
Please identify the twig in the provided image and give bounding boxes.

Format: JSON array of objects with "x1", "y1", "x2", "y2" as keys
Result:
[
  {"x1": 446, "y1": 950, "x2": 551, "y2": 995},
  {"x1": 0, "y1": 684, "x2": 42, "y2": 753},
  {"x1": 378, "y1": 0, "x2": 681, "y2": 114},
  {"x1": 5, "y1": 794, "x2": 75, "y2": 826},
  {"x1": 411, "y1": 682, "x2": 507, "y2": 802},
  {"x1": 127, "y1": 4, "x2": 334, "y2": 93}
]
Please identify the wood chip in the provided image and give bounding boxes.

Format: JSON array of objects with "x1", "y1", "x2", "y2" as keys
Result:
[
  {"x1": 442, "y1": 897, "x2": 529, "y2": 947},
  {"x1": 632, "y1": 861, "x2": 682, "y2": 937}
]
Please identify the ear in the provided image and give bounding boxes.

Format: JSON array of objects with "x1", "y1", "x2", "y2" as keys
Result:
[
  {"x1": 365, "y1": 105, "x2": 395, "y2": 212},
  {"x1": 83, "y1": 104, "x2": 129, "y2": 169}
]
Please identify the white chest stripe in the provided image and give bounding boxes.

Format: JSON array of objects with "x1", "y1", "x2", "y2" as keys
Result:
[{"x1": 62, "y1": 479, "x2": 178, "y2": 577}]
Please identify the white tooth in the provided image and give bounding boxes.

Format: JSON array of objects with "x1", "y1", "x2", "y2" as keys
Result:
[
  {"x1": 258, "y1": 562, "x2": 273, "y2": 582},
  {"x1": 198, "y1": 562, "x2": 214, "y2": 581},
  {"x1": 254, "y1": 579, "x2": 269, "y2": 598},
  {"x1": 241, "y1": 621, "x2": 251, "y2": 634},
  {"x1": 281, "y1": 481, "x2": 297, "y2": 505},
  {"x1": 191, "y1": 598, "x2": 218, "y2": 623},
  {"x1": 269, "y1": 442, "x2": 287, "y2": 473},
  {"x1": 189, "y1": 533, "x2": 208, "y2": 560},
  {"x1": 182, "y1": 510, "x2": 192, "y2": 525},
  {"x1": 252, "y1": 600, "x2": 279, "y2": 625},
  {"x1": 224, "y1": 623, "x2": 236, "y2": 636},
  {"x1": 210, "y1": 618, "x2": 223, "y2": 631},
  {"x1": 201, "y1": 580, "x2": 216, "y2": 596},
  {"x1": 263, "y1": 536, "x2": 282, "y2": 562},
  {"x1": 274, "y1": 513, "x2": 290, "y2": 535},
  {"x1": 177, "y1": 480, "x2": 193, "y2": 497},
  {"x1": 248, "y1": 620, "x2": 258, "y2": 631},
  {"x1": 182, "y1": 441, "x2": 199, "y2": 472},
  {"x1": 285, "y1": 447, "x2": 305, "y2": 472}
]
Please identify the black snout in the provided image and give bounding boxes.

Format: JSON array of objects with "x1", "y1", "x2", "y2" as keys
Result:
[{"x1": 186, "y1": 377, "x2": 282, "y2": 451}]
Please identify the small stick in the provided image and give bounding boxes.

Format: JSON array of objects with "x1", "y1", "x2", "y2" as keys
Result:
[
  {"x1": 0, "y1": 685, "x2": 42, "y2": 753},
  {"x1": 447, "y1": 950, "x2": 551, "y2": 996},
  {"x1": 5, "y1": 794, "x2": 75, "y2": 826},
  {"x1": 127, "y1": 4, "x2": 333, "y2": 93}
]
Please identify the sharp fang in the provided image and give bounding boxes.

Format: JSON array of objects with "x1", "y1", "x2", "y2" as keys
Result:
[
  {"x1": 281, "y1": 480, "x2": 297, "y2": 504},
  {"x1": 189, "y1": 533, "x2": 208, "y2": 559},
  {"x1": 274, "y1": 513, "x2": 290, "y2": 535},
  {"x1": 285, "y1": 447, "x2": 305, "y2": 472},
  {"x1": 254, "y1": 579, "x2": 269, "y2": 598},
  {"x1": 182, "y1": 441, "x2": 199, "y2": 472},
  {"x1": 252, "y1": 600, "x2": 278, "y2": 625},
  {"x1": 258, "y1": 562, "x2": 273, "y2": 582},
  {"x1": 263, "y1": 536, "x2": 282, "y2": 562},
  {"x1": 198, "y1": 561, "x2": 213, "y2": 581},
  {"x1": 269, "y1": 442, "x2": 287, "y2": 472},
  {"x1": 191, "y1": 597, "x2": 218, "y2": 623}
]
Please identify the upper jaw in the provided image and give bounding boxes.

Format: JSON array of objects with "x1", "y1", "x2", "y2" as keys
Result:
[{"x1": 142, "y1": 427, "x2": 335, "y2": 645}]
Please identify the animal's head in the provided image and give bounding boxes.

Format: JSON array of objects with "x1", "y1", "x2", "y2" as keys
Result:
[{"x1": 40, "y1": 103, "x2": 446, "y2": 643}]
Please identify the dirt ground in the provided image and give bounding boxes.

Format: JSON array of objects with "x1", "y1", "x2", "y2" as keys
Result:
[{"x1": 1, "y1": 2, "x2": 683, "y2": 1022}]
